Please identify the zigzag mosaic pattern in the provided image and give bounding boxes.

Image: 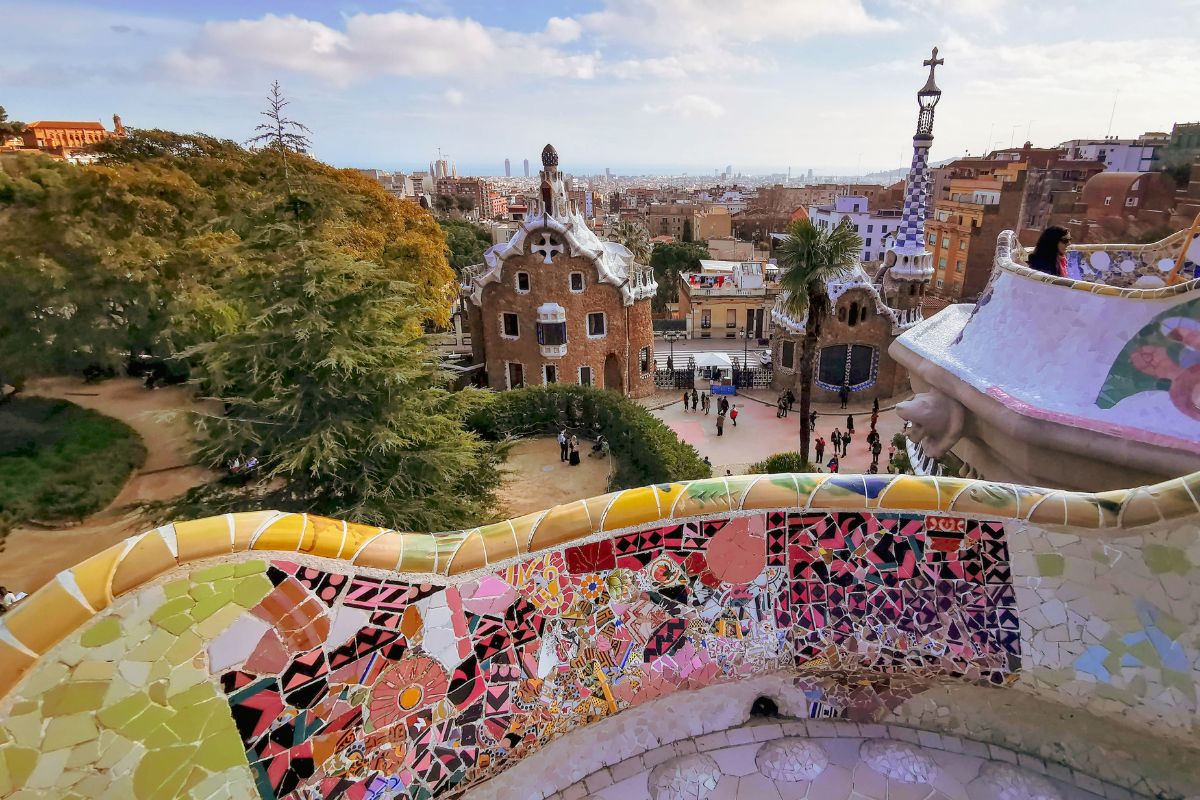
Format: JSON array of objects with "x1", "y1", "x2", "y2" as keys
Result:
[{"x1": 204, "y1": 511, "x2": 1016, "y2": 799}]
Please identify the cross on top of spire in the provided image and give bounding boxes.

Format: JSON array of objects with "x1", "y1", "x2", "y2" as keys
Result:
[
  {"x1": 919, "y1": 45, "x2": 944, "y2": 96},
  {"x1": 924, "y1": 46, "x2": 944, "y2": 73}
]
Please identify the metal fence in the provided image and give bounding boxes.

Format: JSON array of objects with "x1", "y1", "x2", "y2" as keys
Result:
[{"x1": 653, "y1": 367, "x2": 772, "y2": 390}]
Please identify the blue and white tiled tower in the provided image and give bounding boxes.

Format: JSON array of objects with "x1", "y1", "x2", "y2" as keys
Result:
[{"x1": 883, "y1": 47, "x2": 944, "y2": 294}]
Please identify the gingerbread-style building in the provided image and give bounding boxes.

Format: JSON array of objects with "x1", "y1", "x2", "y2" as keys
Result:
[{"x1": 462, "y1": 145, "x2": 657, "y2": 397}]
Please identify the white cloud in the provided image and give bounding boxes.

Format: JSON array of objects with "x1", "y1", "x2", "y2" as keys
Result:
[
  {"x1": 642, "y1": 94, "x2": 727, "y2": 118},
  {"x1": 578, "y1": 0, "x2": 897, "y2": 50},
  {"x1": 443, "y1": 88, "x2": 464, "y2": 106},
  {"x1": 162, "y1": 12, "x2": 598, "y2": 85},
  {"x1": 544, "y1": 16, "x2": 582, "y2": 44}
]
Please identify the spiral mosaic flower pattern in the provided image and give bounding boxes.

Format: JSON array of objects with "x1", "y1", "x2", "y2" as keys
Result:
[{"x1": 368, "y1": 656, "x2": 449, "y2": 730}]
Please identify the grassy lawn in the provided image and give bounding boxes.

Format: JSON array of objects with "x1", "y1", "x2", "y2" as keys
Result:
[{"x1": 0, "y1": 397, "x2": 146, "y2": 531}]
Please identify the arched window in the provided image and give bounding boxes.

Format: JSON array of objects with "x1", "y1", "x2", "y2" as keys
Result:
[
  {"x1": 848, "y1": 302, "x2": 859, "y2": 327},
  {"x1": 909, "y1": 284, "x2": 916, "y2": 296}
]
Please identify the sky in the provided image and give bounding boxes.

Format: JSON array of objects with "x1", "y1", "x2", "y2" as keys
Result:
[{"x1": 1, "y1": 0, "x2": 1198, "y2": 176}]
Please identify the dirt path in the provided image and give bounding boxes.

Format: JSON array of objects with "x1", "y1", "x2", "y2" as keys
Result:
[
  {"x1": 0, "y1": 377, "x2": 218, "y2": 593},
  {"x1": 496, "y1": 437, "x2": 611, "y2": 518}
]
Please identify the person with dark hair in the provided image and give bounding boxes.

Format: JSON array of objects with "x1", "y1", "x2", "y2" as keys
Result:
[{"x1": 1028, "y1": 226, "x2": 1071, "y2": 277}]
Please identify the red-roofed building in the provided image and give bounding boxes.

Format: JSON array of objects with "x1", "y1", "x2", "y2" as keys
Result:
[{"x1": 19, "y1": 116, "x2": 124, "y2": 159}]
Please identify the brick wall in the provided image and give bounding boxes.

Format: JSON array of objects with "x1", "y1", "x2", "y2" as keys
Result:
[{"x1": 466, "y1": 249, "x2": 656, "y2": 398}]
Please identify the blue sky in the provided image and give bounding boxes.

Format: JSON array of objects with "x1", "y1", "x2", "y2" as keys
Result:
[{"x1": 1, "y1": 0, "x2": 1196, "y2": 175}]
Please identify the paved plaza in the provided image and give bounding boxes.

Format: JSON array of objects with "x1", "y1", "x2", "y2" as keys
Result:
[{"x1": 648, "y1": 389, "x2": 911, "y2": 475}]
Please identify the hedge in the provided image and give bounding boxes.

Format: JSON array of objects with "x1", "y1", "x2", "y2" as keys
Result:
[
  {"x1": 469, "y1": 385, "x2": 710, "y2": 490},
  {"x1": 0, "y1": 397, "x2": 146, "y2": 533},
  {"x1": 747, "y1": 452, "x2": 815, "y2": 474}
]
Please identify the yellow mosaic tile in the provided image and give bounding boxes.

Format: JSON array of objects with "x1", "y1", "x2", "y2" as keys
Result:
[
  {"x1": 739, "y1": 474, "x2": 801, "y2": 511},
  {"x1": 1061, "y1": 493, "x2": 1105, "y2": 529},
  {"x1": 878, "y1": 476, "x2": 941, "y2": 511},
  {"x1": 3, "y1": 581, "x2": 93, "y2": 656},
  {"x1": 110, "y1": 531, "x2": 178, "y2": 598},
  {"x1": 446, "y1": 530, "x2": 487, "y2": 575},
  {"x1": 476, "y1": 520, "x2": 521, "y2": 566},
  {"x1": 432, "y1": 532, "x2": 469, "y2": 574},
  {"x1": 300, "y1": 515, "x2": 347, "y2": 558},
  {"x1": 527, "y1": 501, "x2": 592, "y2": 552},
  {"x1": 1120, "y1": 488, "x2": 1163, "y2": 528},
  {"x1": 351, "y1": 533, "x2": 406, "y2": 571},
  {"x1": 509, "y1": 510, "x2": 546, "y2": 554},
  {"x1": 231, "y1": 510, "x2": 280, "y2": 550},
  {"x1": 602, "y1": 485, "x2": 669, "y2": 531},
  {"x1": 341, "y1": 522, "x2": 386, "y2": 560},
  {"x1": 67, "y1": 542, "x2": 128, "y2": 611},
  {"x1": 173, "y1": 516, "x2": 234, "y2": 563},
  {"x1": 0, "y1": 640, "x2": 36, "y2": 692},
  {"x1": 251, "y1": 512, "x2": 309, "y2": 552},
  {"x1": 582, "y1": 491, "x2": 619, "y2": 530},
  {"x1": 1146, "y1": 479, "x2": 1198, "y2": 522},
  {"x1": 1028, "y1": 494, "x2": 1068, "y2": 527}
]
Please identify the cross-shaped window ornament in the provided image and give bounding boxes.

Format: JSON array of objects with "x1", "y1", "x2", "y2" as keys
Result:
[{"x1": 531, "y1": 232, "x2": 565, "y2": 264}]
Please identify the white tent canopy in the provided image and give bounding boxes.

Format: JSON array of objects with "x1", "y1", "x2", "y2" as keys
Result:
[{"x1": 690, "y1": 352, "x2": 734, "y2": 369}]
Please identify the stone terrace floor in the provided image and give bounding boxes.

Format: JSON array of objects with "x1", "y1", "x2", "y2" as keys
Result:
[{"x1": 642, "y1": 389, "x2": 911, "y2": 475}]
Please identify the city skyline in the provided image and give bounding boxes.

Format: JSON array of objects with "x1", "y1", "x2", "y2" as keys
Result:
[{"x1": 0, "y1": 0, "x2": 1196, "y2": 174}]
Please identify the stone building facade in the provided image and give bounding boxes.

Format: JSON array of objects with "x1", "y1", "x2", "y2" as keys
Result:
[{"x1": 462, "y1": 145, "x2": 657, "y2": 397}]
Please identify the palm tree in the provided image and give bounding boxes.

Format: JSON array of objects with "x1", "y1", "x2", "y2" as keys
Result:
[
  {"x1": 606, "y1": 221, "x2": 652, "y2": 264},
  {"x1": 776, "y1": 218, "x2": 863, "y2": 464}
]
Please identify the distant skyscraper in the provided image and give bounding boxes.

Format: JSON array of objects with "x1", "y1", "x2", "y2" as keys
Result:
[
  {"x1": 523, "y1": 158, "x2": 530, "y2": 177},
  {"x1": 606, "y1": 167, "x2": 611, "y2": 180},
  {"x1": 505, "y1": 158, "x2": 511, "y2": 177},
  {"x1": 725, "y1": 165, "x2": 732, "y2": 178}
]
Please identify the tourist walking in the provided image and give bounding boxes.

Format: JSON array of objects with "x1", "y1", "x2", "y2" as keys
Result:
[
  {"x1": 826, "y1": 455, "x2": 840, "y2": 473},
  {"x1": 871, "y1": 439, "x2": 882, "y2": 470},
  {"x1": 730, "y1": 406, "x2": 739, "y2": 427},
  {"x1": 701, "y1": 392, "x2": 710, "y2": 415},
  {"x1": 846, "y1": 414, "x2": 855, "y2": 434},
  {"x1": 785, "y1": 390, "x2": 795, "y2": 413},
  {"x1": 872, "y1": 397, "x2": 879, "y2": 414},
  {"x1": 777, "y1": 396, "x2": 787, "y2": 418},
  {"x1": 842, "y1": 431, "x2": 852, "y2": 457},
  {"x1": 839, "y1": 383, "x2": 849, "y2": 409},
  {"x1": 809, "y1": 410, "x2": 817, "y2": 430},
  {"x1": 831, "y1": 429, "x2": 842, "y2": 457},
  {"x1": 569, "y1": 434, "x2": 581, "y2": 466},
  {"x1": 691, "y1": 388, "x2": 699, "y2": 411},
  {"x1": 716, "y1": 412, "x2": 725, "y2": 437},
  {"x1": 682, "y1": 391, "x2": 690, "y2": 411},
  {"x1": 558, "y1": 429, "x2": 569, "y2": 463},
  {"x1": 814, "y1": 437, "x2": 825, "y2": 463}
]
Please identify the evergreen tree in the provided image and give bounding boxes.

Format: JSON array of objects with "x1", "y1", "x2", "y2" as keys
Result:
[
  {"x1": 179, "y1": 240, "x2": 503, "y2": 531},
  {"x1": 246, "y1": 81, "x2": 311, "y2": 194}
]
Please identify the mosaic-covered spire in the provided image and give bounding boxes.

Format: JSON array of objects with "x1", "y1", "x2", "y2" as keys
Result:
[{"x1": 894, "y1": 47, "x2": 944, "y2": 254}]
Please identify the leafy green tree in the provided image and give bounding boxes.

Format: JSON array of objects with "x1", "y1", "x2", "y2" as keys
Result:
[
  {"x1": 174, "y1": 240, "x2": 502, "y2": 531},
  {"x1": 0, "y1": 130, "x2": 456, "y2": 379},
  {"x1": 649, "y1": 241, "x2": 710, "y2": 313},
  {"x1": 777, "y1": 218, "x2": 862, "y2": 461},
  {"x1": 0, "y1": 106, "x2": 25, "y2": 138},
  {"x1": 439, "y1": 218, "x2": 491, "y2": 274}
]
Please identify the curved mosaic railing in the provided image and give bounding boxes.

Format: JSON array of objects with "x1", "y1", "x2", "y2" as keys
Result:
[
  {"x1": 1, "y1": 469, "x2": 1198, "y2": 799},
  {"x1": 999, "y1": 228, "x2": 1200, "y2": 293}
]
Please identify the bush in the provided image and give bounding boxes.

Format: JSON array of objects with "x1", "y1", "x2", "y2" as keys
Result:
[
  {"x1": 891, "y1": 433, "x2": 913, "y2": 474},
  {"x1": 469, "y1": 385, "x2": 710, "y2": 490},
  {"x1": 747, "y1": 452, "x2": 815, "y2": 474},
  {"x1": 0, "y1": 397, "x2": 146, "y2": 531}
]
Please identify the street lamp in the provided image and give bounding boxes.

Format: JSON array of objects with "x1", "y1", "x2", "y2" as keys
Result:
[
  {"x1": 664, "y1": 331, "x2": 683, "y2": 383},
  {"x1": 738, "y1": 327, "x2": 750, "y2": 389}
]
